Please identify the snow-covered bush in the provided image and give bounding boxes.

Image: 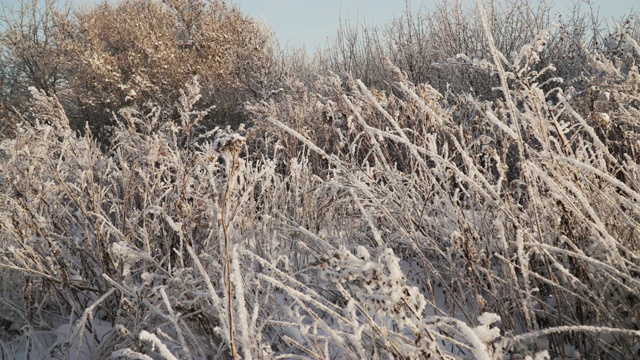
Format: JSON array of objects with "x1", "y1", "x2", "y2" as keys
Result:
[
  {"x1": 1, "y1": 1, "x2": 640, "y2": 359},
  {"x1": 54, "y1": 0, "x2": 278, "y2": 139},
  {"x1": 0, "y1": 79, "x2": 265, "y2": 358},
  {"x1": 245, "y1": 4, "x2": 640, "y2": 356}
]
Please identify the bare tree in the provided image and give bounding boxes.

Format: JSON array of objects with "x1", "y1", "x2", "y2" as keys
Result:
[{"x1": 0, "y1": 0, "x2": 70, "y2": 137}]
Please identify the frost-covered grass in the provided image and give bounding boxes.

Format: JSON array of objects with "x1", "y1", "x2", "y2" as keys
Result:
[{"x1": 1, "y1": 2, "x2": 640, "y2": 360}]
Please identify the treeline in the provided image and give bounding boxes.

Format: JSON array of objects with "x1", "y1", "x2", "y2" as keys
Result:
[{"x1": 1, "y1": 0, "x2": 638, "y2": 143}]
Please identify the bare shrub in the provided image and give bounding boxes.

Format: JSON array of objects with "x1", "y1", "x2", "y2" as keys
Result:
[
  {"x1": 309, "y1": 0, "x2": 639, "y2": 101},
  {"x1": 52, "y1": 0, "x2": 277, "y2": 141}
]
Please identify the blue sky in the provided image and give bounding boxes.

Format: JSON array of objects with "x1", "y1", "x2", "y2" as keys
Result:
[{"x1": 230, "y1": 0, "x2": 637, "y2": 51}]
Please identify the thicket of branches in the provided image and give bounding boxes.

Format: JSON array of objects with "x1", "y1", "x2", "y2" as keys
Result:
[
  {"x1": 311, "y1": 0, "x2": 638, "y2": 93},
  {"x1": 0, "y1": 0, "x2": 278, "y2": 141},
  {"x1": 1, "y1": 0, "x2": 640, "y2": 359}
]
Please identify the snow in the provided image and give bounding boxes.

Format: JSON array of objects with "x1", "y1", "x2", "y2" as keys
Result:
[{"x1": 139, "y1": 331, "x2": 179, "y2": 360}]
